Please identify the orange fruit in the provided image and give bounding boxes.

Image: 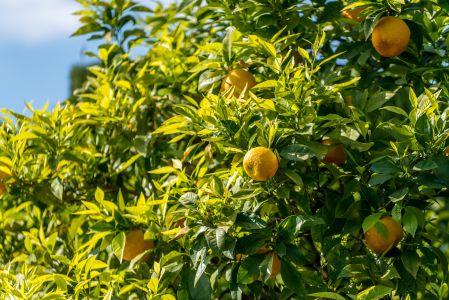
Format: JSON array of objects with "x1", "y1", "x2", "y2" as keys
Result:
[
  {"x1": 123, "y1": 229, "x2": 154, "y2": 261},
  {"x1": 371, "y1": 16, "x2": 410, "y2": 57},
  {"x1": 0, "y1": 183, "x2": 6, "y2": 195},
  {"x1": 243, "y1": 147, "x2": 278, "y2": 181},
  {"x1": 269, "y1": 253, "x2": 281, "y2": 278},
  {"x1": 321, "y1": 139, "x2": 346, "y2": 166},
  {"x1": 341, "y1": 7, "x2": 366, "y2": 22},
  {"x1": 221, "y1": 69, "x2": 257, "y2": 97},
  {"x1": 364, "y1": 216, "x2": 404, "y2": 255}
]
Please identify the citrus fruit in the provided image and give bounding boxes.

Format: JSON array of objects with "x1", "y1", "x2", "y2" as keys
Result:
[
  {"x1": 444, "y1": 146, "x2": 449, "y2": 156},
  {"x1": 0, "y1": 183, "x2": 5, "y2": 195},
  {"x1": 321, "y1": 139, "x2": 346, "y2": 165},
  {"x1": 243, "y1": 147, "x2": 278, "y2": 181},
  {"x1": 371, "y1": 16, "x2": 410, "y2": 57},
  {"x1": 123, "y1": 229, "x2": 154, "y2": 261},
  {"x1": 221, "y1": 69, "x2": 257, "y2": 97},
  {"x1": 364, "y1": 216, "x2": 404, "y2": 255},
  {"x1": 341, "y1": 7, "x2": 366, "y2": 22}
]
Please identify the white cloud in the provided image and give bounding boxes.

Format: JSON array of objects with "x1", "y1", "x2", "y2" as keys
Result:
[
  {"x1": 0, "y1": 0, "x2": 176, "y2": 44},
  {"x1": 0, "y1": 0, "x2": 80, "y2": 44}
]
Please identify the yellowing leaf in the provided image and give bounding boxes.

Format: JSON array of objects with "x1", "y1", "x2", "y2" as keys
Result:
[{"x1": 149, "y1": 166, "x2": 177, "y2": 174}]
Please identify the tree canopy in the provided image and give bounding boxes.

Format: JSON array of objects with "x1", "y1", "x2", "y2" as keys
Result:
[{"x1": 0, "y1": 0, "x2": 449, "y2": 299}]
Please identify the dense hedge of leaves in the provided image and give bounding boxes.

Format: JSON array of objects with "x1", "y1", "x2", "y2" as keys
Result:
[{"x1": 0, "y1": 0, "x2": 449, "y2": 299}]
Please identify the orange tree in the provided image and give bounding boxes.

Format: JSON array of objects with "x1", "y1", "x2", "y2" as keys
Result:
[{"x1": 0, "y1": 0, "x2": 448, "y2": 299}]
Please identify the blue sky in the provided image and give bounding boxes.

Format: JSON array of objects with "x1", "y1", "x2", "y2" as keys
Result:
[{"x1": 0, "y1": 0, "x2": 171, "y2": 114}]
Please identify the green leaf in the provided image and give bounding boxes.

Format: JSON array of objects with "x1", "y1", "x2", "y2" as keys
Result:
[
  {"x1": 391, "y1": 203, "x2": 402, "y2": 221},
  {"x1": 338, "y1": 264, "x2": 369, "y2": 280},
  {"x1": 222, "y1": 27, "x2": 235, "y2": 64},
  {"x1": 278, "y1": 215, "x2": 325, "y2": 241},
  {"x1": 235, "y1": 212, "x2": 266, "y2": 230},
  {"x1": 368, "y1": 173, "x2": 395, "y2": 186},
  {"x1": 283, "y1": 170, "x2": 303, "y2": 187},
  {"x1": 380, "y1": 106, "x2": 409, "y2": 118},
  {"x1": 362, "y1": 213, "x2": 383, "y2": 233},
  {"x1": 298, "y1": 47, "x2": 310, "y2": 62},
  {"x1": 432, "y1": 246, "x2": 448, "y2": 282},
  {"x1": 280, "y1": 143, "x2": 327, "y2": 161},
  {"x1": 187, "y1": 270, "x2": 211, "y2": 300},
  {"x1": 237, "y1": 255, "x2": 264, "y2": 284},
  {"x1": 133, "y1": 135, "x2": 152, "y2": 156},
  {"x1": 388, "y1": 188, "x2": 408, "y2": 202},
  {"x1": 365, "y1": 91, "x2": 395, "y2": 112},
  {"x1": 308, "y1": 292, "x2": 346, "y2": 300},
  {"x1": 405, "y1": 206, "x2": 425, "y2": 227},
  {"x1": 95, "y1": 187, "x2": 105, "y2": 203},
  {"x1": 413, "y1": 159, "x2": 438, "y2": 171},
  {"x1": 198, "y1": 70, "x2": 223, "y2": 91},
  {"x1": 149, "y1": 166, "x2": 178, "y2": 174},
  {"x1": 112, "y1": 232, "x2": 126, "y2": 262},
  {"x1": 403, "y1": 208, "x2": 418, "y2": 237},
  {"x1": 409, "y1": 88, "x2": 418, "y2": 109},
  {"x1": 215, "y1": 228, "x2": 226, "y2": 250},
  {"x1": 401, "y1": 251, "x2": 421, "y2": 278},
  {"x1": 51, "y1": 178, "x2": 63, "y2": 201},
  {"x1": 252, "y1": 80, "x2": 277, "y2": 90},
  {"x1": 356, "y1": 285, "x2": 393, "y2": 300},
  {"x1": 11, "y1": 131, "x2": 39, "y2": 141},
  {"x1": 364, "y1": 11, "x2": 384, "y2": 40},
  {"x1": 312, "y1": 31, "x2": 326, "y2": 56},
  {"x1": 179, "y1": 192, "x2": 198, "y2": 210},
  {"x1": 70, "y1": 22, "x2": 102, "y2": 37},
  {"x1": 281, "y1": 259, "x2": 305, "y2": 296},
  {"x1": 115, "y1": 154, "x2": 142, "y2": 174},
  {"x1": 440, "y1": 283, "x2": 449, "y2": 300},
  {"x1": 370, "y1": 160, "x2": 401, "y2": 174},
  {"x1": 194, "y1": 256, "x2": 207, "y2": 288}
]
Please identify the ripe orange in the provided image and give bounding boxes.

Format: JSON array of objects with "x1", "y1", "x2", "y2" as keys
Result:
[
  {"x1": 341, "y1": 7, "x2": 366, "y2": 22},
  {"x1": 243, "y1": 147, "x2": 278, "y2": 181},
  {"x1": 371, "y1": 16, "x2": 410, "y2": 57},
  {"x1": 364, "y1": 216, "x2": 404, "y2": 255},
  {"x1": 221, "y1": 69, "x2": 257, "y2": 97},
  {"x1": 321, "y1": 139, "x2": 346, "y2": 166},
  {"x1": 269, "y1": 253, "x2": 281, "y2": 278},
  {"x1": 123, "y1": 229, "x2": 154, "y2": 261}
]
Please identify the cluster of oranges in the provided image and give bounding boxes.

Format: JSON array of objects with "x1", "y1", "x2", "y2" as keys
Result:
[
  {"x1": 216, "y1": 6, "x2": 409, "y2": 270},
  {"x1": 123, "y1": 6, "x2": 408, "y2": 269}
]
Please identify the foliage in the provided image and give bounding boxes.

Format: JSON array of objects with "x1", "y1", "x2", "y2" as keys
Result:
[{"x1": 0, "y1": 0, "x2": 449, "y2": 299}]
